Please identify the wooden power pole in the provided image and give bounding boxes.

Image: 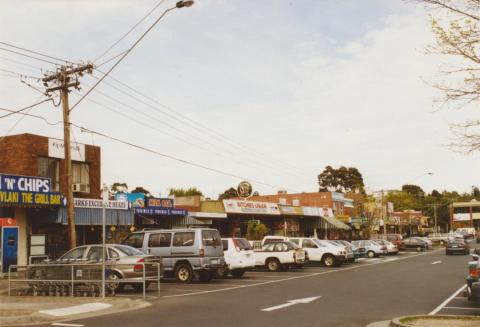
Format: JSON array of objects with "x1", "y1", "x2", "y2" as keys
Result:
[{"x1": 43, "y1": 64, "x2": 93, "y2": 249}]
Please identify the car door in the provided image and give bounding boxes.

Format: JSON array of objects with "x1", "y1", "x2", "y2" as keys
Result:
[
  {"x1": 147, "y1": 232, "x2": 173, "y2": 270},
  {"x1": 302, "y1": 239, "x2": 321, "y2": 261}
]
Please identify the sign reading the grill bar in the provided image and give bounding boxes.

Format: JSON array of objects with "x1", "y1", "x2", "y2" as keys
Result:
[
  {"x1": 223, "y1": 200, "x2": 280, "y2": 215},
  {"x1": 73, "y1": 198, "x2": 128, "y2": 210}
]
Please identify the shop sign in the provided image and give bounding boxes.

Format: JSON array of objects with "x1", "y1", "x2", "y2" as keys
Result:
[
  {"x1": 0, "y1": 218, "x2": 16, "y2": 226},
  {"x1": 302, "y1": 206, "x2": 334, "y2": 218},
  {"x1": 223, "y1": 200, "x2": 280, "y2": 215},
  {"x1": 146, "y1": 198, "x2": 174, "y2": 209},
  {"x1": 127, "y1": 193, "x2": 145, "y2": 208},
  {"x1": 135, "y1": 208, "x2": 187, "y2": 216},
  {"x1": 279, "y1": 205, "x2": 303, "y2": 216},
  {"x1": 73, "y1": 198, "x2": 128, "y2": 210},
  {"x1": 453, "y1": 213, "x2": 470, "y2": 221},
  {"x1": 237, "y1": 181, "x2": 252, "y2": 198},
  {"x1": 0, "y1": 174, "x2": 62, "y2": 206},
  {"x1": 48, "y1": 138, "x2": 85, "y2": 162}
]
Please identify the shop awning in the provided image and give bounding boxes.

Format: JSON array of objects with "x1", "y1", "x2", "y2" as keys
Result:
[
  {"x1": 322, "y1": 215, "x2": 351, "y2": 230},
  {"x1": 188, "y1": 212, "x2": 227, "y2": 219},
  {"x1": 58, "y1": 207, "x2": 135, "y2": 226}
]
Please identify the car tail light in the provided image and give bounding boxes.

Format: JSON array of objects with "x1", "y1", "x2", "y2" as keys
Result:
[
  {"x1": 199, "y1": 249, "x2": 205, "y2": 257},
  {"x1": 470, "y1": 267, "x2": 479, "y2": 278},
  {"x1": 134, "y1": 258, "x2": 145, "y2": 272}
]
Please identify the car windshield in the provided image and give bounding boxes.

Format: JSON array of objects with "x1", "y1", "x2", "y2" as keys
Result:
[
  {"x1": 234, "y1": 238, "x2": 253, "y2": 250},
  {"x1": 113, "y1": 245, "x2": 145, "y2": 256}
]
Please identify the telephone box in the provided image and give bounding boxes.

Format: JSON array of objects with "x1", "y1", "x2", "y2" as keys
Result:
[{"x1": 0, "y1": 218, "x2": 18, "y2": 274}]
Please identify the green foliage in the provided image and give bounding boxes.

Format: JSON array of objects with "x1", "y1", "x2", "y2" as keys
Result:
[
  {"x1": 318, "y1": 165, "x2": 365, "y2": 194},
  {"x1": 218, "y1": 187, "x2": 238, "y2": 200},
  {"x1": 169, "y1": 187, "x2": 203, "y2": 197},
  {"x1": 246, "y1": 220, "x2": 269, "y2": 240}
]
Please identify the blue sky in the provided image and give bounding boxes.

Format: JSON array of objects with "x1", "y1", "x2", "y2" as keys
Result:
[{"x1": 0, "y1": 0, "x2": 478, "y2": 198}]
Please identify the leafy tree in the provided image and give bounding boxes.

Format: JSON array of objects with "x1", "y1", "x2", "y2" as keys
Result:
[
  {"x1": 317, "y1": 166, "x2": 365, "y2": 194},
  {"x1": 420, "y1": 0, "x2": 480, "y2": 152},
  {"x1": 472, "y1": 186, "x2": 480, "y2": 198},
  {"x1": 246, "y1": 220, "x2": 269, "y2": 240},
  {"x1": 430, "y1": 189, "x2": 442, "y2": 198},
  {"x1": 401, "y1": 184, "x2": 425, "y2": 199},
  {"x1": 111, "y1": 182, "x2": 128, "y2": 193},
  {"x1": 131, "y1": 186, "x2": 151, "y2": 197},
  {"x1": 168, "y1": 187, "x2": 203, "y2": 197},
  {"x1": 218, "y1": 187, "x2": 238, "y2": 200}
]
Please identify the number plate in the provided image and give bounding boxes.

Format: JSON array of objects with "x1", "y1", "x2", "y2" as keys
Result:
[{"x1": 211, "y1": 259, "x2": 219, "y2": 264}]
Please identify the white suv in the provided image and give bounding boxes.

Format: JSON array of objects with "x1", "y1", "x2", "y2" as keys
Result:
[{"x1": 219, "y1": 238, "x2": 256, "y2": 278}]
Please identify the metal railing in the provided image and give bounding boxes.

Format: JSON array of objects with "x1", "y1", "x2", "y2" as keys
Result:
[
  {"x1": 8, "y1": 262, "x2": 161, "y2": 299},
  {"x1": 29, "y1": 255, "x2": 49, "y2": 265}
]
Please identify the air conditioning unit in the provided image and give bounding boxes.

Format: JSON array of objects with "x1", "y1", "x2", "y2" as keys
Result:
[{"x1": 72, "y1": 183, "x2": 89, "y2": 192}]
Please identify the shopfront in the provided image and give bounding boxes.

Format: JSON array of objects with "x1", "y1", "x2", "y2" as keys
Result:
[{"x1": 134, "y1": 197, "x2": 188, "y2": 229}]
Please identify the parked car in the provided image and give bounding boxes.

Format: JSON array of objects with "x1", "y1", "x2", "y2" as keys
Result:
[
  {"x1": 373, "y1": 239, "x2": 399, "y2": 255},
  {"x1": 415, "y1": 237, "x2": 433, "y2": 249},
  {"x1": 288, "y1": 238, "x2": 347, "y2": 266},
  {"x1": 402, "y1": 237, "x2": 429, "y2": 251},
  {"x1": 456, "y1": 227, "x2": 476, "y2": 239},
  {"x1": 466, "y1": 253, "x2": 480, "y2": 301},
  {"x1": 327, "y1": 240, "x2": 355, "y2": 263},
  {"x1": 218, "y1": 238, "x2": 255, "y2": 278},
  {"x1": 445, "y1": 240, "x2": 470, "y2": 255},
  {"x1": 253, "y1": 241, "x2": 306, "y2": 272},
  {"x1": 372, "y1": 234, "x2": 404, "y2": 250},
  {"x1": 122, "y1": 228, "x2": 225, "y2": 283},
  {"x1": 352, "y1": 240, "x2": 387, "y2": 258},
  {"x1": 44, "y1": 244, "x2": 161, "y2": 291}
]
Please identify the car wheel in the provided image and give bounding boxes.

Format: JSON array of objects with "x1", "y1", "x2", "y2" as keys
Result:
[
  {"x1": 445, "y1": 250, "x2": 450, "y2": 255},
  {"x1": 175, "y1": 263, "x2": 194, "y2": 283},
  {"x1": 366, "y1": 251, "x2": 375, "y2": 258},
  {"x1": 106, "y1": 271, "x2": 123, "y2": 292},
  {"x1": 266, "y1": 258, "x2": 281, "y2": 272},
  {"x1": 198, "y1": 271, "x2": 214, "y2": 282},
  {"x1": 416, "y1": 246, "x2": 422, "y2": 252},
  {"x1": 322, "y1": 254, "x2": 337, "y2": 267},
  {"x1": 216, "y1": 267, "x2": 229, "y2": 278},
  {"x1": 231, "y1": 269, "x2": 245, "y2": 278}
]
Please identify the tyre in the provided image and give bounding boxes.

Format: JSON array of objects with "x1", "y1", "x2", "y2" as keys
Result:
[
  {"x1": 231, "y1": 269, "x2": 245, "y2": 278},
  {"x1": 215, "y1": 267, "x2": 229, "y2": 278},
  {"x1": 366, "y1": 250, "x2": 375, "y2": 258},
  {"x1": 105, "y1": 271, "x2": 123, "y2": 292},
  {"x1": 266, "y1": 258, "x2": 281, "y2": 272},
  {"x1": 175, "y1": 263, "x2": 194, "y2": 283},
  {"x1": 198, "y1": 271, "x2": 214, "y2": 282},
  {"x1": 322, "y1": 254, "x2": 337, "y2": 267}
]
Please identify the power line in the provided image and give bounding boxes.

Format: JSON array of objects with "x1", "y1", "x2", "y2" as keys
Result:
[
  {"x1": 93, "y1": 0, "x2": 167, "y2": 63},
  {"x1": 0, "y1": 106, "x2": 61, "y2": 126},
  {"x1": 0, "y1": 98, "x2": 53, "y2": 119},
  {"x1": 0, "y1": 47, "x2": 60, "y2": 66},
  {"x1": 0, "y1": 41, "x2": 71, "y2": 64},
  {"x1": 70, "y1": 3, "x2": 181, "y2": 113},
  {"x1": 0, "y1": 67, "x2": 42, "y2": 80},
  {"x1": 73, "y1": 123, "x2": 299, "y2": 192}
]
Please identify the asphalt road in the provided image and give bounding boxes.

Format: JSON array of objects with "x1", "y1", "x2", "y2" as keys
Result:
[{"x1": 41, "y1": 249, "x2": 474, "y2": 327}]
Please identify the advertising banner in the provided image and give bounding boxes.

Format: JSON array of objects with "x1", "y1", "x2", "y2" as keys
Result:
[
  {"x1": 146, "y1": 198, "x2": 174, "y2": 209},
  {"x1": 279, "y1": 205, "x2": 304, "y2": 216},
  {"x1": 48, "y1": 138, "x2": 85, "y2": 162},
  {"x1": 222, "y1": 200, "x2": 280, "y2": 215},
  {"x1": 73, "y1": 198, "x2": 128, "y2": 210},
  {"x1": 453, "y1": 213, "x2": 471, "y2": 221},
  {"x1": 0, "y1": 174, "x2": 62, "y2": 206},
  {"x1": 135, "y1": 208, "x2": 187, "y2": 216}
]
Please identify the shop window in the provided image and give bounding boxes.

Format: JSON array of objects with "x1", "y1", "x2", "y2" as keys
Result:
[
  {"x1": 148, "y1": 233, "x2": 172, "y2": 247},
  {"x1": 72, "y1": 162, "x2": 90, "y2": 193},
  {"x1": 173, "y1": 232, "x2": 195, "y2": 247},
  {"x1": 38, "y1": 157, "x2": 60, "y2": 191}
]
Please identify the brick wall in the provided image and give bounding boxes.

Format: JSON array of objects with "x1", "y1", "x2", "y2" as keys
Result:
[{"x1": 0, "y1": 133, "x2": 101, "y2": 198}]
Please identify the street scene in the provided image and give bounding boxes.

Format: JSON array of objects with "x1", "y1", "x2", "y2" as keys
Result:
[{"x1": 1, "y1": 1, "x2": 480, "y2": 326}]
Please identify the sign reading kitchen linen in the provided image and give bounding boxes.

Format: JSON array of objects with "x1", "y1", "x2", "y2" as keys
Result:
[
  {"x1": 73, "y1": 198, "x2": 128, "y2": 210},
  {"x1": 222, "y1": 200, "x2": 280, "y2": 215},
  {"x1": 48, "y1": 138, "x2": 85, "y2": 162}
]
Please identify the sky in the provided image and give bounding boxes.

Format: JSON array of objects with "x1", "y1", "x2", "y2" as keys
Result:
[{"x1": 0, "y1": 0, "x2": 478, "y2": 198}]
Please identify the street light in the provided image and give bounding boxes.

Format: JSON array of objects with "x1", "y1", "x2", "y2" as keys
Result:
[{"x1": 176, "y1": 1, "x2": 194, "y2": 8}]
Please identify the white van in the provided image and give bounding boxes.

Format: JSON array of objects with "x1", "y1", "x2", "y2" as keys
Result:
[
  {"x1": 219, "y1": 238, "x2": 256, "y2": 278},
  {"x1": 456, "y1": 228, "x2": 476, "y2": 237}
]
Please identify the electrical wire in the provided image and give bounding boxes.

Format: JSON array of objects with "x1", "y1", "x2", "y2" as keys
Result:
[
  {"x1": 72, "y1": 123, "x2": 299, "y2": 192},
  {"x1": 0, "y1": 98, "x2": 53, "y2": 119},
  {"x1": 0, "y1": 67, "x2": 42, "y2": 80},
  {"x1": 93, "y1": 0, "x2": 167, "y2": 63},
  {"x1": 0, "y1": 41, "x2": 72, "y2": 64},
  {"x1": 0, "y1": 47, "x2": 60, "y2": 66},
  {"x1": 69, "y1": 3, "x2": 179, "y2": 113}
]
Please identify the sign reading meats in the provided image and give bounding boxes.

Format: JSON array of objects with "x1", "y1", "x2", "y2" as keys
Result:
[{"x1": 222, "y1": 200, "x2": 280, "y2": 215}]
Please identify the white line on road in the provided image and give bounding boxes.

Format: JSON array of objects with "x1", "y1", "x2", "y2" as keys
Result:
[
  {"x1": 442, "y1": 306, "x2": 480, "y2": 310},
  {"x1": 51, "y1": 323, "x2": 84, "y2": 327},
  {"x1": 163, "y1": 249, "x2": 442, "y2": 299},
  {"x1": 432, "y1": 261, "x2": 442, "y2": 265},
  {"x1": 261, "y1": 296, "x2": 321, "y2": 312},
  {"x1": 40, "y1": 303, "x2": 112, "y2": 317},
  {"x1": 429, "y1": 284, "x2": 467, "y2": 315}
]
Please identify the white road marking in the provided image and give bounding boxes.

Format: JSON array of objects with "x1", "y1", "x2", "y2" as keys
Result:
[
  {"x1": 429, "y1": 284, "x2": 467, "y2": 315},
  {"x1": 432, "y1": 261, "x2": 442, "y2": 265},
  {"x1": 39, "y1": 303, "x2": 112, "y2": 317},
  {"x1": 163, "y1": 249, "x2": 442, "y2": 299},
  {"x1": 51, "y1": 324, "x2": 84, "y2": 327},
  {"x1": 261, "y1": 296, "x2": 321, "y2": 312},
  {"x1": 442, "y1": 306, "x2": 480, "y2": 310}
]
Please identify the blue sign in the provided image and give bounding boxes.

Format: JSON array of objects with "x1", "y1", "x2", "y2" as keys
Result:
[
  {"x1": 2, "y1": 227, "x2": 18, "y2": 273},
  {"x1": 135, "y1": 208, "x2": 187, "y2": 216},
  {"x1": 146, "y1": 198, "x2": 174, "y2": 209},
  {"x1": 127, "y1": 193, "x2": 145, "y2": 208},
  {"x1": 0, "y1": 174, "x2": 51, "y2": 193}
]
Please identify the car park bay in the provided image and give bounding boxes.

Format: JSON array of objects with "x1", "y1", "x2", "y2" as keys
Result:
[{"x1": 47, "y1": 248, "x2": 474, "y2": 327}]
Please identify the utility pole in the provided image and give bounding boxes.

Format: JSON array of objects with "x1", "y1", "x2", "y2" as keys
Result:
[
  {"x1": 43, "y1": 64, "x2": 93, "y2": 249},
  {"x1": 433, "y1": 204, "x2": 438, "y2": 233}
]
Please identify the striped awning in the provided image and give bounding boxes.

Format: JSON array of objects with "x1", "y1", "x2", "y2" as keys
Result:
[{"x1": 58, "y1": 207, "x2": 135, "y2": 226}]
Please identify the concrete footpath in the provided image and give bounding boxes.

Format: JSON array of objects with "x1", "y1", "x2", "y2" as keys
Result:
[{"x1": 0, "y1": 278, "x2": 151, "y2": 326}]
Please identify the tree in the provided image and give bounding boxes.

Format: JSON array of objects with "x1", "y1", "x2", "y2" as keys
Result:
[
  {"x1": 218, "y1": 187, "x2": 238, "y2": 200},
  {"x1": 420, "y1": 0, "x2": 480, "y2": 152},
  {"x1": 401, "y1": 184, "x2": 425, "y2": 199},
  {"x1": 317, "y1": 166, "x2": 365, "y2": 194},
  {"x1": 473, "y1": 186, "x2": 480, "y2": 198},
  {"x1": 169, "y1": 187, "x2": 203, "y2": 197},
  {"x1": 131, "y1": 186, "x2": 151, "y2": 197},
  {"x1": 111, "y1": 182, "x2": 128, "y2": 193},
  {"x1": 245, "y1": 220, "x2": 269, "y2": 240}
]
